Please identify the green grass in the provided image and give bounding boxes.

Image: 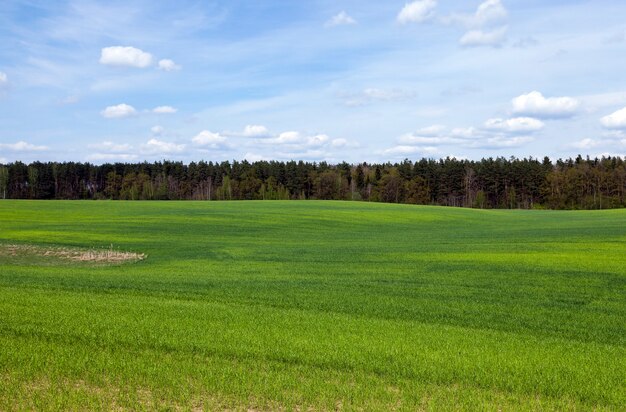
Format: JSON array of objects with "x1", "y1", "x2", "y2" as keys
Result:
[{"x1": 0, "y1": 200, "x2": 624, "y2": 411}]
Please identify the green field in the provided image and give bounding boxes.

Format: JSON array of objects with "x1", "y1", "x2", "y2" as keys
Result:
[{"x1": 0, "y1": 201, "x2": 624, "y2": 411}]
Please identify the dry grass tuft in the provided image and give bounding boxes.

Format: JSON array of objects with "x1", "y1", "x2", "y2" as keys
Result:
[{"x1": 0, "y1": 243, "x2": 146, "y2": 264}]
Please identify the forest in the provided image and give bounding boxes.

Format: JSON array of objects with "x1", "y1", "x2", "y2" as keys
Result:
[{"x1": 1, "y1": 156, "x2": 625, "y2": 209}]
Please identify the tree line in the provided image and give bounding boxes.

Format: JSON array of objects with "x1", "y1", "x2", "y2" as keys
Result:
[{"x1": 0, "y1": 156, "x2": 625, "y2": 209}]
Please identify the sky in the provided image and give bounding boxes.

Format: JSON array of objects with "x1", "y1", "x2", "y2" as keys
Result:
[{"x1": 1, "y1": 0, "x2": 626, "y2": 164}]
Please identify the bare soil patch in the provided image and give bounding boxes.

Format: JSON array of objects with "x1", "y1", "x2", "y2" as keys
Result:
[{"x1": 0, "y1": 243, "x2": 146, "y2": 264}]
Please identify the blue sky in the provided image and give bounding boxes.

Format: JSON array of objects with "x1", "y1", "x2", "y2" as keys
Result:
[{"x1": 1, "y1": 0, "x2": 626, "y2": 164}]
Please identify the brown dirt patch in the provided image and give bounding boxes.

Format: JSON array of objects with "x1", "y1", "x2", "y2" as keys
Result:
[{"x1": 0, "y1": 243, "x2": 146, "y2": 264}]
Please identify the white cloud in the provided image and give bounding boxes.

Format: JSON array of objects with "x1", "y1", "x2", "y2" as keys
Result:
[
  {"x1": 600, "y1": 107, "x2": 626, "y2": 129},
  {"x1": 572, "y1": 138, "x2": 601, "y2": 150},
  {"x1": 261, "y1": 131, "x2": 328, "y2": 148},
  {"x1": 398, "y1": 134, "x2": 458, "y2": 145},
  {"x1": 578, "y1": 91, "x2": 626, "y2": 112},
  {"x1": 263, "y1": 131, "x2": 302, "y2": 145},
  {"x1": 331, "y1": 138, "x2": 348, "y2": 148},
  {"x1": 256, "y1": 130, "x2": 357, "y2": 154},
  {"x1": 141, "y1": 139, "x2": 185, "y2": 154},
  {"x1": 446, "y1": 0, "x2": 508, "y2": 47},
  {"x1": 151, "y1": 125, "x2": 165, "y2": 136},
  {"x1": 473, "y1": 0, "x2": 507, "y2": 25},
  {"x1": 152, "y1": 106, "x2": 178, "y2": 114},
  {"x1": 100, "y1": 46, "x2": 153, "y2": 68},
  {"x1": 484, "y1": 117, "x2": 545, "y2": 133},
  {"x1": 397, "y1": 0, "x2": 437, "y2": 24},
  {"x1": 602, "y1": 130, "x2": 626, "y2": 140},
  {"x1": 0, "y1": 71, "x2": 7, "y2": 86},
  {"x1": 86, "y1": 153, "x2": 139, "y2": 162},
  {"x1": 460, "y1": 26, "x2": 507, "y2": 47},
  {"x1": 340, "y1": 88, "x2": 416, "y2": 106},
  {"x1": 476, "y1": 136, "x2": 534, "y2": 148},
  {"x1": 274, "y1": 149, "x2": 334, "y2": 161},
  {"x1": 88, "y1": 141, "x2": 133, "y2": 153},
  {"x1": 307, "y1": 134, "x2": 330, "y2": 147},
  {"x1": 512, "y1": 91, "x2": 580, "y2": 118},
  {"x1": 242, "y1": 125, "x2": 270, "y2": 137},
  {"x1": 446, "y1": 0, "x2": 507, "y2": 28},
  {"x1": 222, "y1": 125, "x2": 271, "y2": 138},
  {"x1": 192, "y1": 130, "x2": 228, "y2": 148},
  {"x1": 450, "y1": 127, "x2": 480, "y2": 139},
  {"x1": 396, "y1": 125, "x2": 472, "y2": 146},
  {"x1": 0, "y1": 157, "x2": 7, "y2": 164},
  {"x1": 326, "y1": 11, "x2": 357, "y2": 27},
  {"x1": 382, "y1": 145, "x2": 440, "y2": 156},
  {"x1": 85, "y1": 138, "x2": 139, "y2": 161},
  {"x1": 101, "y1": 104, "x2": 137, "y2": 119},
  {"x1": 415, "y1": 125, "x2": 447, "y2": 136},
  {"x1": 0, "y1": 141, "x2": 49, "y2": 151},
  {"x1": 158, "y1": 59, "x2": 181, "y2": 71}
]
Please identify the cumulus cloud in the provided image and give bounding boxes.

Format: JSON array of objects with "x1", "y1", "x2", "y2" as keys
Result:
[
  {"x1": 330, "y1": 138, "x2": 349, "y2": 148},
  {"x1": 307, "y1": 134, "x2": 330, "y2": 147},
  {"x1": 398, "y1": 134, "x2": 459, "y2": 145},
  {"x1": 158, "y1": 59, "x2": 181, "y2": 71},
  {"x1": 101, "y1": 103, "x2": 137, "y2": 119},
  {"x1": 382, "y1": 145, "x2": 440, "y2": 157},
  {"x1": 460, "y1": 26, "x2": 507, "y2": 47},
  {"x1": 260, "y1": 132, "x2": 331, "y2": 148},
  {"x1": 86, "y1": 140, "x2": 137, "y2": 162},
  {"x1": 254, "y1": 130, "x2": 358, "y2": 158},
  {"x1": 446, "y1": 0, "x2": 507, "y2": 28},
  {"x1": 0, "y1": 141, "x2": 49, "y2": 151},
  {"x1": 222, "y1": 125, "x2": 271, "y2": 138},
  {"x1": 450, "y1": 127, "x2": 480, "y2": 139},
  {"x1": 444, "y1": 1, "x2": 508, "y2": 48},
  {"x1": 391, "y1": 116, "x2": 539, "y2": 156},
  {"x1": 192, "y1": 130, "x2": 228, "y2": 148},
  {"x1": 100, "y1": 46, "x2": 153, "y2": 68},
  {"x1": 152, "y1": 106, "x2": 178, "y2": 114},
  {"x1": 0, "y1": 71, "x2": 7, "y2": 86},
  {"x1": 571, "y1": 138, "x2": 601, "y2": 150},
  {"x1": 340, "y1": 88, "x2": 416, "y2": 107},
  {"x1": 396, "y1": 125, "x2": 462, "y2": 145},
  {"x1": 397, "y1": 0, "x2": 437, "y2": 24},
  {"x1": 274, "y1": 149, "x2": 334, "y2": 161},
  {"x1": 398, "y1": 125, "x2": 474, "y2": 145},
  {"x1": 484, "y1": 117, "x2": 545, "y2": 133},
  {"x1": 242, "y1": 125, "x2": 270, "y2": 137},
  {"x1": 600, "y1": 107, "x2": 626, "y2": 129},
  {"x1": 601, "y1": 130, "x2": 626, "y2": 140},
  {"x1": 326, "y1": 11, "x2": 357, "y2": 27},
  {"x1": 416, "y1": 125, "x2": 447, "y2": 136},
  {"x1": 472, "y1": 136, "x2": 534, "y2": 149},
  {"x1": 512, "y1": 91, "x2": 580, "y2": 118},
  {"x1": 263, "y1": 131, "x2": 302, "y2": 145},
  {"x1": 86, "y1": 153, "x2": 139, "y2": 162},
  {"x1": 141, "y1": 138, "x2": 185, "y2": 154}
]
